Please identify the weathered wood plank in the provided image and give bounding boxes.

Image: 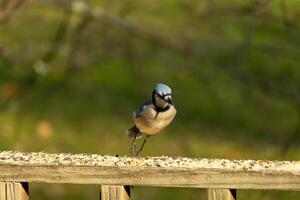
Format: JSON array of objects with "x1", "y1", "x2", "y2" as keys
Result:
[
  {"x1": 100, "y1": 185, "x2": 130, "y2": 200},
  {"x1": 207, "y1": 189, "x2": 236, "y2": 200},
  {"x1": 0, "y1": 151, "x2": 299, "y2": 190},
  {"x1": 0, "y1": 182, "x2": 29, "y2": 200}
]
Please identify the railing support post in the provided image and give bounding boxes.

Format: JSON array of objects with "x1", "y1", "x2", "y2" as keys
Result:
[
  {"x1": 100, "y1": 185, "x2": 130, "y2": 200},
  {"x1": 207, "y1": 189, "x2": 236, "y2": 200},
  {"x1": 0, "y1": 182, "x2": 29, "y2": 200}
]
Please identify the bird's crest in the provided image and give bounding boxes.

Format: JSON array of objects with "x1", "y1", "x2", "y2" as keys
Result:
[{"x1": 155, "y1": 83, "x2": 172, "y2": 96}]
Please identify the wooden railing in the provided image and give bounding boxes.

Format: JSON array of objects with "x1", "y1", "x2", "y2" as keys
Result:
[{"x1": 0, "y1": 151, "x2": 299, "y2": 200}]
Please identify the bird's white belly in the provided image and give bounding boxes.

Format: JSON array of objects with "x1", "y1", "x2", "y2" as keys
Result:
[
  {"x1": 136, "y1": 118, "x2": 171, "y2": 135},
  {"x1": 134, "y1": 106, "x2": 176, "y2": 135}
]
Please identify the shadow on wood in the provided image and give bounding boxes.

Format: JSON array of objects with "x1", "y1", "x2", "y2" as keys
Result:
[
  {"x1": 100, "y1": 185, "x2": 130, "y2": 200},
  {"x1": 207, "y1": 189, "x2": 236, "y2": 200},
  {"x1": 0, "y1": 182, "x2": 29, "y2": 200}
]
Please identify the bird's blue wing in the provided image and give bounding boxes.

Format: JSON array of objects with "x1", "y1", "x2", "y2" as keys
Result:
[{"x1": 134, "y1": 101, "x2": 152, "y2": 117}]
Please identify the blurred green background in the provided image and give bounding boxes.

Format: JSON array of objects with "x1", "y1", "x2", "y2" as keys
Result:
[{"x1": 1, "y1": 0, "x2": 300, "y2": 199}]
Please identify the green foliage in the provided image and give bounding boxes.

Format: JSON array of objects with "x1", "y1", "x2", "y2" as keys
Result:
[{"x1": 1, "y1": 0, "x2": 300, "y2": 199}]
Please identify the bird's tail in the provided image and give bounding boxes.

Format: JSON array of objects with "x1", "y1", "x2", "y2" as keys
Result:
[{"x1": 127, "y1": 125, "x2": 142, "y2": 138}]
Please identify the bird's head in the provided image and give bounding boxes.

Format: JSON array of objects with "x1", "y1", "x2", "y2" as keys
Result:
[{"x1": 152, "y1": 83, "x2": 173, "y2": 110}]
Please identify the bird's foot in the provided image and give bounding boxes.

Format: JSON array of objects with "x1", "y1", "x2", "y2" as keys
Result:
[{"x1": 135, "y1": 151, "x2": 142, "y2": 158}]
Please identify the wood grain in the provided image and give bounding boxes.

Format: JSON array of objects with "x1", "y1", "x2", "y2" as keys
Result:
[
  {"x1": 207, "y1": 189, "x2": 236, "y2": 200},
  {"x1": 100, "y1": 185, "x2": 130, "y2": 200},
  {"x1": 0, "y1": 151, "x2": 299, "y2": 191},
  {"x1": 0, "y1": 182, "x2": 29, "y2": 200}
]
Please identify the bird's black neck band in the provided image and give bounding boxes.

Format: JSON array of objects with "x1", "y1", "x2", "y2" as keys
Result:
[
  {"x1": 152, "y1": 90, "x2": 170, "y2": 112},
  {"x1": 152, "y1": 90, "x2": 156, "y2": 108}
]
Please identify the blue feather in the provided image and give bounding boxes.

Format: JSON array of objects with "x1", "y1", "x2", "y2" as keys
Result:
[
  {"x1": 155, "y1": 83, "x2": 172, "y2": 95},
  {"x1": 134, "y1": 101, "x2": 151, "y2": 117}
]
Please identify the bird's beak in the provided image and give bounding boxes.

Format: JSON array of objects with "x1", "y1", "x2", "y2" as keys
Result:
[{"x1": 167, "y1": 97, "x2": 173, "y2": 105}]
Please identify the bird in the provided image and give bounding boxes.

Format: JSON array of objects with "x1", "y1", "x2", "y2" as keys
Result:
[{"x1": 127, "y1": 83, "x2": 177, "y2": 156}]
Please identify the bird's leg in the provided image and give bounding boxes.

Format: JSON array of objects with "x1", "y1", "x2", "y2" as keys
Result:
[
  {"x1": 136, "y1": 136, "x2": 148, "y2": 156},
  {"x1": 130, "y1": 133, "x2": 137, "y2": 156}
]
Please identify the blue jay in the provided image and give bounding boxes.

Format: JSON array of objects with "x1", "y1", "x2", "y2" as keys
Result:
[{"x1": 127, "y1": 83, "x2": 177, "y2": 156}]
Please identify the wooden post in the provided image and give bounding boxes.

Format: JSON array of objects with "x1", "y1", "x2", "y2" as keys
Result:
[
  {"x1": 100, "y1": 185, "x2": 130, "y2": 200},
  {"x1": 207, "y1": 189, "x2": 236, "y2": 200},
  {"x1": 0, "y1": 182, "x2": 29, "y2": 200}
]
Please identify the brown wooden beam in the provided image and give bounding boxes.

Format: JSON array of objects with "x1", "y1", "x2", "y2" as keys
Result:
[{"x1": 0, "y1": 151, "x2": 299, "y2": 191}]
